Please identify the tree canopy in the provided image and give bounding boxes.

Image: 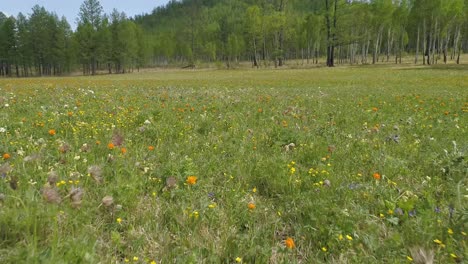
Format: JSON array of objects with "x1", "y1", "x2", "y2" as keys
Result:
[{"x1": 1, "y1": 0, "x2": 468, "y2": 76}]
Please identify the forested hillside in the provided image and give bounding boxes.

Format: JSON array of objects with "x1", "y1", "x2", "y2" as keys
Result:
[{"x1": 1, "y1": 0, "x2": 468, "y2": 77}]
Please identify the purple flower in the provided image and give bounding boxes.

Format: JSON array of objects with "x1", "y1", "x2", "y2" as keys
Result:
[{"x1": 408, "y1": 209, "x2": 417, "y2": 217}]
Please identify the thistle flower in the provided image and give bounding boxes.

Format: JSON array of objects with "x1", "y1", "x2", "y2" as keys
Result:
[
  {"x1": 42, "y1": 185, "x2": 61, "y2": 204},
  {"x1": 111, "y1": 132, "x2": 124, "y2": 146},
  {"x1": 47, "y1": 171, "x2": 59, "y2": 185},
  {"x1": 88, "y1": 165, "x2": 103, "y2": 183},
  {"x1": 102, "y1": 196, "x2": 114, "y2": 207},
  {"x1": 69, "y1": 187, "x2": 84, "y2": 208}
]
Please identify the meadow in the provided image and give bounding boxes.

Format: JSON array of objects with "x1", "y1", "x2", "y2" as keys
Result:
[{"x1": 0, "y1": 65, "x2": 467, "y2": 263}]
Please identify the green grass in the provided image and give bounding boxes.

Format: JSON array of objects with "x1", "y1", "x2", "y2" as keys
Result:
[{"x1": 0, "y1": 65, "x2": 467, "y2": 263}]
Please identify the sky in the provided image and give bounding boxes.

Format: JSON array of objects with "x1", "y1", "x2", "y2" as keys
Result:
[{"x1": 0, "y1": 0, "x2": 171, "y2": 29}]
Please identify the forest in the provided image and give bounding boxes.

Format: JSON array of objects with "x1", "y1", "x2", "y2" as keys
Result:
[{"x1": 1, "y1": 0, "x2": 468, "y2": 77}]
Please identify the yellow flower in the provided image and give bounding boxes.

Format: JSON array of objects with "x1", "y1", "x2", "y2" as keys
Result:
[
  {"x1": 252, "y1": 187, "x2": 257, "y2": 193},
  {"x1": 433, "y1": 239, "x2": 442, "y2": 244},
  {"x1": 406, "y1": 256, "x2": 413, "y2": 261},
  {"x1": 133, "y1": 256, "x2": 138, "y2": 261},
  {"x1": 116, "y1": 218, "x2": 122, "y2": 224},
  {"x1": 448, "y1": 228, "x2": 454, "y2": 235},
  {"x1": 450, "y1": 253, "x2": 457, "y2": 259},
  {"x1": 208, "y1": 203, "x2": 216, "y2": 208},
  {"x1": 235, "y1": 257, "x2": 242, "y2": 263},
  {"x1": 321, "y1": 247, "x2": 327, "y2": 252},
  {"x1": 150, "y1": 261, "x2": 157, "y2": 264},
  {"x1": 338, "y1": 234, "x2": 343, "y2": 241},
  {"x1": 346, "y1": 235, "x2": 353, "y2": 241}
]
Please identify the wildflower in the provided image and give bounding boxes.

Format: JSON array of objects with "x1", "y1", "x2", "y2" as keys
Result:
[
  {"x1": 372, "y1": 107, "x2": 378, "y2": 112},
  {"x1": 406, "y1": 256, "x2": 413, "y2": 261},
  {"x1": 346, "y1": 235, "x2": 353, "y2": 241},
  {"x1": 373, "y1": 172, "x2": 381, "y2": 180},
  {"x1": 116, "y1": 217, "x2": 122, "y2": 224},
  {"x1": 433, "y1": 239, "x2": 443, "y2": 245},
  {"x1": 148, "y1": 145, "x2": 155, "y2": 151},
  {"x1": 42, "y1": 186, "x2": 61, "y2": 204},
  {"x1": 248, "y1": 202, "x2": 256, "y2": 210},
  {"x1": 48, "y1": 129, "x2": 56, "y2": 136},
  {"x1": 235, "y1": 257, "x2": 242, "y2": 263},
  {"x1": 120, "y1": 147, "x2": 127, "y2": 154},
  {"x1": 321, "y1": 247, "x2": 327, "y2": 252},
  {"x1": 447, "y1": 228, "x2": 454, "y2": 235},
  {"x1": 208, "y1": 203, "x2": 216, "y2": 208},
  {"x1": 107, "y1": 143, "x2": 115, "y2": 149},
  {"x1": 252, "y1": 187, "x2": 257, "y2": 193},
  {"x1": 2, "y1": 153, "x2": 10, "y2": 160},
  {"x1": 338, "y1": 234, "x2": 343, "y2": 241},
  {"x1": 285, "y1": 237, "x2": 295, "y2": 249},
  {"x1": 69, "y1": 187, "x2": 84, "y2": 208},
  {"x1": 102, "y1": 196, "x2": 114, "y2": 207},
  {"x1": 450, "y1": 253, "x2": 457, "y2": 259},
  {"x1": 133, "y1": 256, "x2": 138, "y2": 261},
  {"x1": 150, "y1": 261, "x2": 157, "y2": 264},
  {"x1": 186, "y1": 176, "x2": 197, "y2": 185}
]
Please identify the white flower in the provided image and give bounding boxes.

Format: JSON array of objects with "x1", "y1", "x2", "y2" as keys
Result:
[
  {"x1": 4, "y1": 104, "x2": 9, "y2": 107},
  {"x1": 144, "y1": 120, "x2": 151, "y2": 125},
  {"x1": 0, "y1": 127, "x2": 6, "y2": 133}
]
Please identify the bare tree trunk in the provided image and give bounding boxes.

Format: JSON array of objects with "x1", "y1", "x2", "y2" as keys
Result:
[{"x1": 415, "y1": 26, "x2": 420, "y2": 64}]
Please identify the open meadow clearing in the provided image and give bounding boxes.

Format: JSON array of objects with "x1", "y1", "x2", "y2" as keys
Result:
[{"x1": 0, "y1": 66, "x2": 467, "y2": 263}]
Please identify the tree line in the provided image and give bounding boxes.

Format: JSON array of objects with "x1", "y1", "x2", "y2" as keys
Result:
[{"x1": 1, "y1": 0, "x2": 468, "y2": 77}]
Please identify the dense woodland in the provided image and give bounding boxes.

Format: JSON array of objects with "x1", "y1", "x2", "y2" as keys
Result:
[{"x1": 1, "y1": 0, "x2": 468, "y2": 77}]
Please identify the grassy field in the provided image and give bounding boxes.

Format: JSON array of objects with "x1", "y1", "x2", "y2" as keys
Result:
[{"x1": 0, "y1": 65, "x2": 467, "y2": 263}]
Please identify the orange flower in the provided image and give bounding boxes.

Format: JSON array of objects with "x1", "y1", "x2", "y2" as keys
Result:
[
  {"x1": 120, "y1": 147, "x2": 127, "y2": 154},
  {"x1": 372, "y1": 107, "x2": 378, "y2": 112},
  {"x1": 285, "y1": 237, "x2": 295, "y2": 249},
  {"x1": 48, "y1": 129, "x2": 56, "y2": 136},
  {"x1": 148, "y1": 145, "x2": 155, "y2": 151},
  {"x1": 108, "y1": 143, "x2": 115, "y2": 150},
  {"x1": 96, "y1": 140, "x2": 101, "y2": 145},
  {"x1": 247, "y1": 202, "x2": 256, "y2": 210},
  {"x1": 373, "y1": 172, "x2": 381, "y2": 180},
  {"x1": 3, "y1": 153, "x2": 11, "y2": 160},
  {"x1": 258, "y1": 108, "x2": 263, "y2": 113},
  {"x1": 67, "y1": 111, "x2": 73, "y2": 117},
  {"x1": 186, "y1": 176, "x2": 197, "y2": 185}
]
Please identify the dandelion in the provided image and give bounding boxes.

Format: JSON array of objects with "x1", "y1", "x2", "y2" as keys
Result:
[
  {"x1": 285, "y1": 237, "x2": 295, "y2": 249},
  {"x1": 346, "y1": 235, "x2": 353, "y2": 241},
  {"x1": 48, "y1": 129, "x2": 56, "y2": 136},
  {"x1": 252, "y1": 187, "x2": 257, "y2": 193},
  {"x1": 116, "y1": 217, "x2": 122, "y2": 224},
  {"x1": 248, "y1": 202, "x2": 256, "y2": 210},
  {"x1": 2, "y1": 153, "x2": 10, "y2": 160},
  {"x1": 133, "y1": 256, "x2": 139, "y2": 261},
  {"x1": 338, "y1": 234, "x2": 343, "y2": 241},
  {"x1": 186, "y1": 176, "x2": 197, "y2": 185},
  {"x1": 150, "y1": 261, "x2": 157, "y2": 264},
  {"x1": 208, "y1": 203, "x2": 216, "y2": 208},
  {"x1": 373, "y1": 172, "x2": 381, "y2": 180},
  {"x1": 321, "y1": 247, "x2": 327, "y2": 252},
  {"x1": 447, "y1": 228, "x2": 453, "y2": 235},
  {"x1": 235, "y1": 257, "x2": 242, "y2": 263}
]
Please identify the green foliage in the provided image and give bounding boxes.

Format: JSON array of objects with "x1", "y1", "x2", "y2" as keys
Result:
[{"x1": 0, "y1": 66, "x2": 467, "y2": 263}]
